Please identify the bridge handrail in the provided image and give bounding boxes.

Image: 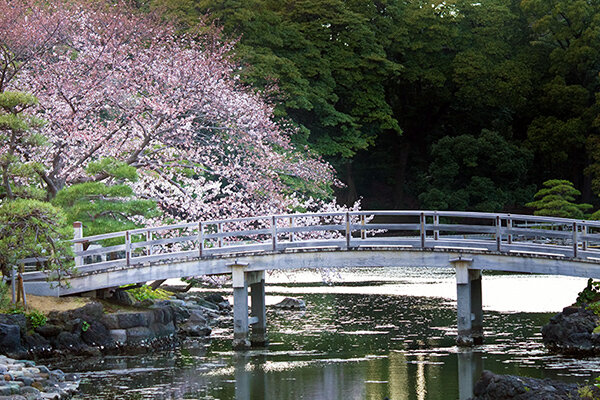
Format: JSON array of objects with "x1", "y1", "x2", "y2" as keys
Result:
[
  {"x1": 21, "y1": 210, "x2": 600, "y2": 282},
  {"x1": 69, "y1": 210, "x2": 600, "y2": 245}
]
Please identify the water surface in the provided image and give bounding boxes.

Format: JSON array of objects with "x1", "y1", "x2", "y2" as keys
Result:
[{"x1": 55, "y1": 267, "x2": 600, "y2": 399}]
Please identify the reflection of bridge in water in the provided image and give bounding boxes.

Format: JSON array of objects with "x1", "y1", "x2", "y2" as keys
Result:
[{"x1": 19, "y1": 210, "x2": 600, "y2": 348}]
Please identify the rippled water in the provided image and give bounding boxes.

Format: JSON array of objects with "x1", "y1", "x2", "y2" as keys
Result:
[{"x1": 50, "y1": 267, "x2": 600, "y2": 399}]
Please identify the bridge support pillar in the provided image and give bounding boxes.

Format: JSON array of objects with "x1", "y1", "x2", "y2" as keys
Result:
[
  {"x1": 249, "y1": 271, "x2": 268, "y2": 347},
  {"x1": 452, "y1": 257, "x2": 483, "y2": 346},
  {"x1": 231, "y1": 263, "x2": 251, "y2": 350},
  {"x1": 230, "y1": 265, "x2": 269, "y2": 350}
]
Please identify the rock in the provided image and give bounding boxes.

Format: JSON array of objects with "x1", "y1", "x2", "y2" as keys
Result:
[
  {"x1": 117, "y1": 312, "x2": 150, "y2": 329},
  {"x1": 109, "y1": 329, "x2": 127, "y2": 345},
  {"x1": 100, "y1": 314, "x2": 120, "y2": 330},
  {"x1": 541, "y1": 306, "x2": 600, "y2": 355},
  {"x1": 204, "y1": 293, "x2": 226, "y2": 305},
  {"x1": 470, "y1": 370, "x2": 598, "y2": 399},
  {"x1": 180, "y1": 322, "x2": 211, "y2": 337},
  {"x1": 126, "y1": 327, "x2": 153, "y2": 344},
  {"x1": 273, "y1": 297, "x2": 306, "y2": 310},
  {"x1": 81, "y1": 321, "x2": 114, "y2": 347},
  {"x1": 53, "y1": 332, "x2": 83, "y2": 351},
  {"x1": 19, "y1": 386, "x2": 39, "y2": 397},
  {"x1": 188, "y1": 311, "x2": 207, "y2": 325},
  {"x1": 109, "y1": 290, "x2": 136, "y2": 306},
  {"x1": 0, "y1": 325, "x2": 23, "y2": 355},
  {"x1": 0, "y1": 315, "x2": 26, "y2": 335},
  {"x1": 34, "y1": 325, "x2": 62, "y2": 338}
]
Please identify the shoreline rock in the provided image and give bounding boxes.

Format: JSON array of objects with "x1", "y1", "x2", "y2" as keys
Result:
[
  {"x1": 0, "y1": 355, "x2": 78, "y2": 399},
  {"x1": 541, "y1": 305, "x2": 600, "y2": 356},
  {"x1": 470, "y1": 370, "x2": 599, "y2": 399},
  {"x1": 0, "y1": 292, "x2": 231, "y2": 360}
]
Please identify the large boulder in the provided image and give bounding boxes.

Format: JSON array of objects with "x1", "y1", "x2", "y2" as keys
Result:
[
  {"x1": 470, "y1": 370, "x2": 598, "y2": 399},
  {"x1": 541, "y1": 306, "x2": 600, "y2": 355},
  {"x1": 0, "y1": 324, "x2": 23, "y2": 355},
  {"x1": 273, "y1": 297, "x2": 306, "y2": 310}
]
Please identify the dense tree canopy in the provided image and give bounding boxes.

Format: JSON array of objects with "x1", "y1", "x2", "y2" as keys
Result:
[{"x1": 153, "y1": 0, "x2": 600, "y2": 213}]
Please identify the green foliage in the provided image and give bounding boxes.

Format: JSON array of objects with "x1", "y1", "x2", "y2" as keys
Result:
[
  {"x1": 577, "y1": 279, "x2": 600, "y2": 306},
  {"x1": 124, "y1": 285, "x2": 172, "y2": 302},
  {"x1": 26, "y1": 310, "x2": 47, "y2": 329},
  {"x1": 526, "y1": 180, "x2": 592, "y2": 219},
  {"x1": 81, "y1": 321, "x2": 90, "y2": 332},
  {"x1": 0, "y1": 199, "x2": 73, "y2": 282},
  {"x1": 52, "y1": 180, "x2": 160, "y2": 237},
  {"x1": 0, "y1": 91, "x2": 47, "y2": 201},
  {"x1": 419, "y1": 130, "x2": 535, "y2": 211}
]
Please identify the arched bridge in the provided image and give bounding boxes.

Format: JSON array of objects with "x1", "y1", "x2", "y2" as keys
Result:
[{"x1": 18, "y1": 210, "x2": 600, "y2": 348}]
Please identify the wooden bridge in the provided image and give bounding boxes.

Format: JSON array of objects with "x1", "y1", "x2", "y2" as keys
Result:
[{"x1": 17, "y1": 210, "x2": 600, "y2": 348}]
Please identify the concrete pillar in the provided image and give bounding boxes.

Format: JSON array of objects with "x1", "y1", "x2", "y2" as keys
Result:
[
  {"x1": 231, "y1": 263, "x2": 250, "y2": 350},
  {"x1": 470, "y1": 269, "x2": 483, "y2": 345},
  {"x1": 249, "y1": 271, "x2": 268, "y2": 347},
  {"x1": 452, "y1": 257, "x2": 483, "y2": 346}
]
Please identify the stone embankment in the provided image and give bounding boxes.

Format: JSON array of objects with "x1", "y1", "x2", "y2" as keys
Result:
[
  {"x1": 0, "y1": 356, "x2": 78, "y2": 399},
  {"x1": 541, "y1": 305, "x2": 600, "y2": 356},
  {"x1": 469, "y1": 370, "x2": 599, "y2": 400},
  {"x1": 0, "y1": 292, "x2": 231, "y2": 359}
]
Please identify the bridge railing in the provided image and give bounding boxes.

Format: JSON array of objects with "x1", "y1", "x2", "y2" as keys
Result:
[{"x1": 20, "y1": 211, "x2": 600, "y2": 281}]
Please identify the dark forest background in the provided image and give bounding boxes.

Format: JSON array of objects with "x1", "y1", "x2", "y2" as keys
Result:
[{"x1": 149, "y1": 0, "x2": 600, "y2": 212}]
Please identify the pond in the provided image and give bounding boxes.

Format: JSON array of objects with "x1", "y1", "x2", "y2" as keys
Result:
[{"x1": 55, "y1": 267, "x2": 600, "y2": 399}]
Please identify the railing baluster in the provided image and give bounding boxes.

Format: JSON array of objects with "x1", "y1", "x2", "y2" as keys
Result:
[
  {"x1": 346, "y1": 212, "x2": 351, "y2": 249},
  {"x1": 218, "y1": 222, "x2": 223, "y2": 248},
  {"x1": 272, "y1": 216, "x2": 277, "y2": 251},
  {"x1": 433, "y1": 212, "x2": 439, "y2": 241},
  {"x1": 507, "y1": 216, "x2": 512, "y2": 245},
  {"x1": 360, "y1": 214, "x2": 366, "y2": 240},
  {"x1": 125, "y1": 231, "x2": 131, "y2": 267},
  {"x1": 146, "y1": 230, "x2": 153, "y2": 256},
  {"x1": 573, "y1": 222, "x2": 578, "y2": 258},
  {"x1": 73, "y1": 221, "x2": 83, "y2": 267},
  {"x1": 495, "y1": 216, "x2": 501, "y2": 252},
  {"x1": 420, "y1": 212, "x2": 426, "y2": 248},
  {"x1": 289, "y1": 217, "x2": 294, "y2": 242},
  {"x1": 583, "y1": 223, "x2": 588, "y2": 251},
  {"x1": 198, "y1": 221, "x2": 204, "y2": 257}
]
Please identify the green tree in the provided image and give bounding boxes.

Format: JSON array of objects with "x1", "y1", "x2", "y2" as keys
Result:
[
  {"x1": 526, "y1": 179, "x2": 592, "y2": 218},
  {"x1": 52, "y1": 158, "x2": 160, "y2": 236},
  {"x1": 0, "y1": 199, "x2": 72, "y2": 282},
  {"x1": 521, "y1": 0, "x2": 600, "y2": 188},
  {"x1": 419, "y1": 130, "x2": 535, "y2": 211},
  {"x1": 0, "y1": 91, "x2": 46, "y2": 201}
]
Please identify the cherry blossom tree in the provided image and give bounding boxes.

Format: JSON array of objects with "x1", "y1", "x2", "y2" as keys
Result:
[{"x1": 1, "y1": 0, "x2": 352, "y2": 225}]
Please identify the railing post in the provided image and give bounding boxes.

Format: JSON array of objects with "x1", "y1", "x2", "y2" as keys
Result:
[
  {"x1": 360, "y1": 214, "x2": 366, "y2": 240},
  {"x1": 146, "y1": 231, "x2": 153, "y2": 256},
  {"x1": 218, "y1": 222, "x2": 223, "y2": 248},
  {"x1": 495, "y1": 216, "x2": 501, "y2": 252},
  {"x1": 434, "y1": 212, "x2": 439, "y2": 241},
  {"x1": 289, "y1": 217, "x2": 294, "y2": 242},
  {"x1": 583, "y1": 224, "x2": 588, "y2": 251},
  {"x1": 420, "y1": 212, "x2": 426, "y2": 248},
  {"x1": 73, "y1": 221, "x2": 83, "y2": 267},
  {"x1": 271, "y1": 216, "x2": 277, "y2": 251},
  {"x1": 573, "y1": 222, "x2": 578, "y2": 258},
  {"x1": 125, "y1": 231, "x2": 131, "y2": 267},
  {"x1": 507, "y1": 216, "x2": 513, "y2": 245},
  {"x1": 345, "y1": 212, "x2": 351, "y2": 249},
  {"x1": 198, "y1": 222, "x2": 204, "y2": 257}
]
